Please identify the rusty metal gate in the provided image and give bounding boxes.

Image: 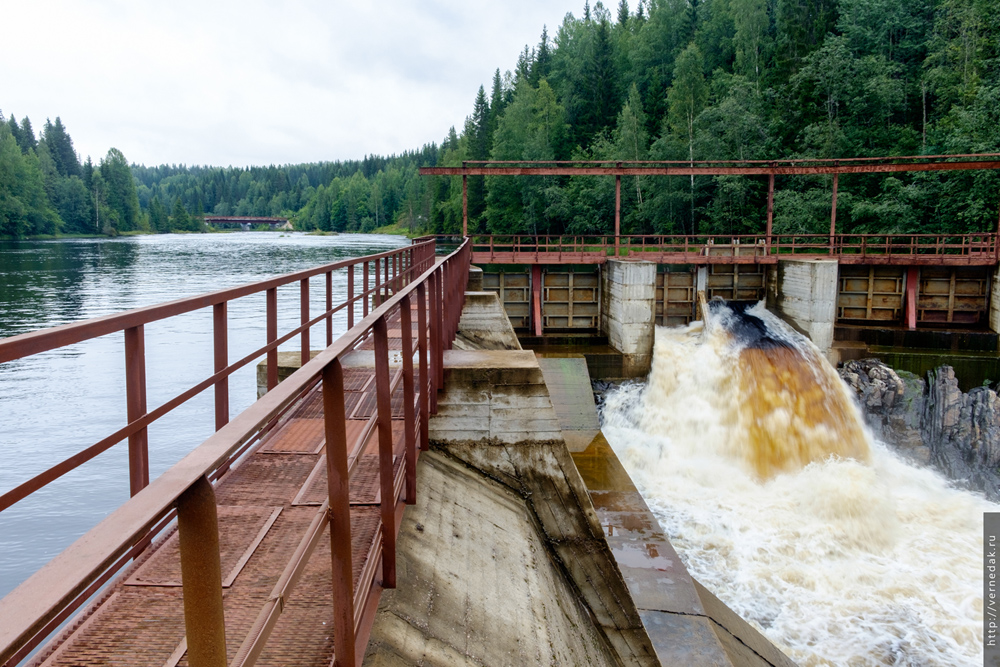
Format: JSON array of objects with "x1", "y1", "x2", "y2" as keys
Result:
[
  {"x1": 541, "y1": 268, "x2": 600, "y2": 330},
  {"x1": 917, "y1": 266, "x2": 990, "y2": 325},
  {"x1": 656, "y1": 268, "x2": 696, "y2": 326},
  {"x1": 706, "y1": 264, "x2": 766, "y2": 301},
  {"x1": 837, "y1": 266, "x2": 905, "y2": 323},
  {"x1": 482, "y1": 268, "x2": 531, "y2": 329}
]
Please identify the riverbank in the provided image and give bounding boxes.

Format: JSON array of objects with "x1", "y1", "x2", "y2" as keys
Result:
[{"x1": 1, "y1": 224, "x2": 427, "y2": 242}]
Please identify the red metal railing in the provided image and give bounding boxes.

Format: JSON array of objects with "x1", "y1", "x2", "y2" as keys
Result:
[
  {"x1": 0, "y1": 238, "x2": 472, "y2": 667},
  {"x1": 0, "y1": 241, "x2": 434, "y2": 511},
  {"x1": 467, "y1": 233, "x2": 999, "y2": 265}
]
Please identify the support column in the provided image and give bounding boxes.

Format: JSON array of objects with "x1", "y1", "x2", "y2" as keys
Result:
[
  {"x1": 905, "y1": 267, "x2": 918, "y2": 330},
  {"x1": 766, "y1": 172, "x2": 775, "y2": 254},
  {"x1": 771, "y1": 259, "x2": 839, "y2": 360},
  {"x1": 462, "y1": 172, "x2": 468, "y2": 238},
  {"x1": 615, "y1": 172, "x2": 621, "y2": 257},
  {"x1": 599, "y1": 260, "x2": 656, "y2": 377},
  {"x1": 695, "y1": 266, "x2": 708, "y2": 320},
  {"x1": 830, "y1": 173, "x2": 839, "y2": 252},
  {"x1": 532, "y1": 264, "x2": 543, "y2": 337}
]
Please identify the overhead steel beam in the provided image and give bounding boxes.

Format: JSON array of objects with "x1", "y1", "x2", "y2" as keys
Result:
[{"x1": 421, "y1": 160, "x2": 1000, "y2": 177}]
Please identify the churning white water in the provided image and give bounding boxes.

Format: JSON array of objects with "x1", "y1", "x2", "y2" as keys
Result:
[{"x1": 601, "y1": 302, "x2": 991, "y2": 666}]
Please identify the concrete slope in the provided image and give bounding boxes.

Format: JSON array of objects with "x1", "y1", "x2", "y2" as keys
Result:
[
  {"x1": 363, "y1": 450, "x2": 619, "y2": 666},
  {"x1": 367, "y1": 349, "x2": 659, "y2": 666},
  {"x1": 451, "y1": 291, "x2": 521, "y2": 351}
]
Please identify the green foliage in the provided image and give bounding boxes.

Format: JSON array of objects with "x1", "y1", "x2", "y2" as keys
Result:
[
  {"x1": 486, "y1": 80, "x2": 568, "y2": 234},
  {"x1": 0, "y1": 121, "x2": 60, "y2": 237},
  {"x1": 7, "y1": 0, "x2": 1000, "y2": 240},
  {"x1": 100, "y1": 148, "x2": 142, "y2": 233}
]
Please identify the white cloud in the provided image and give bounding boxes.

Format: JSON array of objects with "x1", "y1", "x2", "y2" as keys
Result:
[{"x1": 1, "y1": 0, "x2": 576, "y2": 166}]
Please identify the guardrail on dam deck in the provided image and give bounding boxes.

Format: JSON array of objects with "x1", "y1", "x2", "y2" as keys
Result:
[{"x1": 0, "y1": 238, "x2": 471, "y2": 666}]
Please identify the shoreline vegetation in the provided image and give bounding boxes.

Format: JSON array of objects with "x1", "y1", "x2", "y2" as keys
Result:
[
  {"x1": 3, "y1": 0, "x2": 999, "y2": 241},
  {"x1": 0, "y1": 220, "x2": 420, "y2": 242}
]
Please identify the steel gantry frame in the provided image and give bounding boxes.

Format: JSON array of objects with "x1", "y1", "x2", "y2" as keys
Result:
[{"x1": 421, "y1": 154, "x2": 1000, "y2": 254}]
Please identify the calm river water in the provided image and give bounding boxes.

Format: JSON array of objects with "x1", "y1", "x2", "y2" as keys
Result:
[{"x1": 0, "y1": 232, "x2": 410, "y2": 597}]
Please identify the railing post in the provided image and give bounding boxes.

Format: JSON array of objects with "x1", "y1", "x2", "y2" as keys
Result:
[
  {"x1": 400, "y1": 294, "x2": 417, "y2": 505},
  {"x1": 322, "y1": 359, "x2": 356, "y2": 667},
  {"x1": 363, "y1": 261, "x2": 370, "y2": 317},
  {"x1": 326, "y1": 271, "x2": 333, "y2": 347},
  {"x1": 177, "y1": 476, "x2": 227, "y2": 667},
  {"x1": 417, "y1": 282, "x2": 429, "y2": 450},
  {"x1": 345, "y1": 266, "x2": 354, "y2": 331},
  {"x1": 373, "y1": 316, "x2": 397, "y2": 589},
  {"x1": 266, "y1": 288, "x2": 278, "y2": 391},
  {"x1": 213, "y1": 303, "x2": 229, "y2": 430},
  {"x1": 300, "y1": 278, "x2": 310, "y2": 368},
  {"x1": 384, "y1": 256, "x2": 390, "y2": 302},
  {"x1": 124, "y1": 325, "x2": 149, "y2": 496},
  {"x1": 428, "y1": 272, "x2": 440, "y2": 413}
]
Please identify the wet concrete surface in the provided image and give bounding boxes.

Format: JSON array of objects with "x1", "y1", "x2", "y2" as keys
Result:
[{"x1": 570, "y1": 433, "x2": 798, "y2": 666}]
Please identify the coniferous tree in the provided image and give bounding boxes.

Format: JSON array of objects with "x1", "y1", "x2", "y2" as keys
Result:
[
  {"x1": 42, "y1": 118, "x2": 80, "y2": 178},
  {"x1": 489, "y1": 69, "x2": 507, "y2": 139},
  {"x1": 583, "y1": 15, "x2": 621, "y2": 140},
  {"x1": 6, "y1": 115, "x2": 23, "y2": 150},
  {"x1": 100, "y1": 148, "x2": 141, "y2": 232},
  {"x1": 531, "y1": 27, "x2": 553, "y2": 86},
  {"x1": 0, "y1": 122, "x2": 60, "y2": 237},
  {"x1": 617, "y1": 0, "x2": 630, "y2": 27},
  {"x1": 667, "y1": 43, "x2": 708, "y2": 233},
  {"x1": 466, "y1": 86, "x2": 491, "y2": 227},
  {"x1": 18, "y1": 117, "x2": 37, "y2": 153}
]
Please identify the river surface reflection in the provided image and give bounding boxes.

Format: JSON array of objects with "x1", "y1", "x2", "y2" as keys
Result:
[{"x1": 0, "y1": 232, "x2": 409, "y2": 596}]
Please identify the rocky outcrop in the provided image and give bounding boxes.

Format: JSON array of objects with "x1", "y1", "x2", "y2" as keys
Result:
[{"x1": 840, "y1": 359, "x2": 1000, "y2": 500}]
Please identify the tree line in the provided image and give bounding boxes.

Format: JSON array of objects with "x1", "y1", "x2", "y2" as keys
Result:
[
  {"x1": 3, "y1": 0, "x2": 998, "y2": 239},
  {"x1": 1, "y1": 115, "x2": 141, "y2": 237}
]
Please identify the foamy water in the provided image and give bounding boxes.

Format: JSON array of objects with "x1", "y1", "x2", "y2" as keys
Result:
[{"x1": 601, "y1": 303, "x2": 991, "y2": 666}]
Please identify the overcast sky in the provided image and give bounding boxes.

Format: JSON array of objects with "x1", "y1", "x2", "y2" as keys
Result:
[{"x1": 2, "y1": 0, "x2": 578, "y2": 168}]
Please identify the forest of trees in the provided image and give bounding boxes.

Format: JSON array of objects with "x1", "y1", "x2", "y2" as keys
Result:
[
  {"x1": 0, "y1": 115, "x2": 141, "y2": 237},
  {"x1": 2, "y1": 0, "x2": 998, "y2": 239}
]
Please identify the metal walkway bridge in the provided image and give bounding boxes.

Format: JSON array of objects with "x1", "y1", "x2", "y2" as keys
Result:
[{"x1": 0, "y1": 239, "x2": 469, "y2": 667}]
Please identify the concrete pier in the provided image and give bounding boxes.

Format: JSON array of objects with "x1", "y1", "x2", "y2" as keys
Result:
[
  {"x1": 601, "y1": 260, "x2": 657, "y2": 377},
  {"x1": 767, "y1": 259, "x2": 838, "y2": 357}
]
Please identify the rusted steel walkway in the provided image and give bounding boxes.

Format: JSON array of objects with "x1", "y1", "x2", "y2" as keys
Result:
[
  {"x1": 0, "y1": 239, "x2": 472, "y2": 667},
  {"x1": 30, "y1": 314, "x2": 417, "y2": 667}
]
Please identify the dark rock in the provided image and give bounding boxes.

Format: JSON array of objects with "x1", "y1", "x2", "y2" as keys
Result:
[
  {"x1": 840, "y1": 359, "x2": 928, "y2": 462},
  {"x1": 840, "y1": 359, "x2": 1000, "y2": 500},
  {"x1": 922, "y1": 367, "x2": 1000, "y2": 499}
]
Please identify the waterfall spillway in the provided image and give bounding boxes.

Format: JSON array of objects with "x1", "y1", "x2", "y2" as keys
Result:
[{"x1": 601, "y1": 301, "x2": 991, "y2": 666}]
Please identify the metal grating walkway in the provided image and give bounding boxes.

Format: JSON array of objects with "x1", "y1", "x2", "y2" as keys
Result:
[{"x1": 28, "y1": 310, "x2": 420, "y2": 667}]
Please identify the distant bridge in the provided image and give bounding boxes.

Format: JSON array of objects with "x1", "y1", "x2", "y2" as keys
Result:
[{"x1": 204, "y1": 216, "x2": 292, "y2": 230}]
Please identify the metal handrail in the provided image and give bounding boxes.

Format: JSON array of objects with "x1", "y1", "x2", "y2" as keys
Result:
[
  {"x1": 0, "y1": 239, "x2": 471, "y2": 666},
  {"x1": 466, "y1": 233, "x2": 998, "y2": 262},
  {"x1": 0, "y1": 242, "x2": 435, "y2": 512}
]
